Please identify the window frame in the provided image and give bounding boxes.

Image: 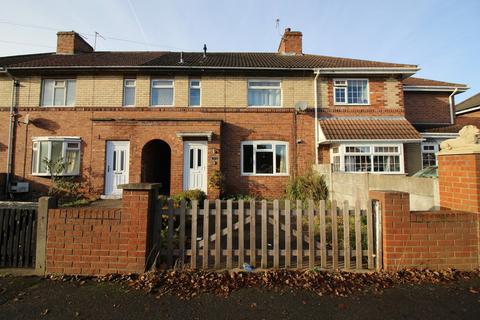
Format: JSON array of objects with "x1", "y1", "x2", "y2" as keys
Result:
[
  {"x1": 123, "y1": 78, "x2": 136, "y2": 107},
  {"x1": 333, "y1": 78, "x2": 370, "y2": 106},
  {"x1": 40, "y1": 79, "x2": 76, "y2": 107},
  {"x1": 247, "y1": 79, "x2": 282, "y2": 108},
  {"x1": 240, "y1": 140, "x2": 289, "y2": 176},
  {"x1": 421, "y1": 142, "x2": 439, "y2": 168},
  {"x1": 31, "y1": 137, "x2": 81, "y2": 176},
  {"x1": 150, "y1": 79, "x2": 175, "y2": 107},
  {"x1": 189, "y1": 79, "x2": 201, "y2": 107},
  {"x1": 330, "y1": 143, "x2": 404, "y2": 174}
]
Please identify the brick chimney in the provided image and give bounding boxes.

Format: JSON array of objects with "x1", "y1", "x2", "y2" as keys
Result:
[
  {"x1": 56, "y1": 31, "x2": 94, "y2": 54},
  {"x1": 278, "y1": 28, "x2": 303, "y2": 55}
]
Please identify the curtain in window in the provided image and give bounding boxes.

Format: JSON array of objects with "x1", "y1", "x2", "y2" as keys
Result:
[
  {"x1": 248, "y1": 89, "x2": 280, "y2": 106},
  {"x1": 152, "y1": 88, "x2": 174, "y2": 105},
  {"x1": 41, "y1": 80, "x2": 54, "y2": 106},
  {"x1": 38, "y1": 141, "x2": 49, "y2": 173},
  {"x1": 66, "y1": 80, "x2": 76, "y2": 106},
  {"x1": 275, "y1": 145, "x2": 287, "y2": 173},
  {"x1": 65, "y1": 149, "x2": 80, "y2": 174}
]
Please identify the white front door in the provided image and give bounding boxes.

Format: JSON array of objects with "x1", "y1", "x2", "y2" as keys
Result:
[
  {"x1": 105, "y1": 141, "x2": 130, "y2": 196},
  {"x1": 183, "y1": 141, "x2": 207, "y2": 192}
]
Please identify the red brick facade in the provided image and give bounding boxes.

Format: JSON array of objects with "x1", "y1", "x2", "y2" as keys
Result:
[
  {"x1": 404, "y1": 91, "x2": 452, "y2": 124},
  {"x1": 0, "y1": 107, "x2": 317, "y2": 198},
  {"x1": 369, "y1": 190, "x2": 479, "y2": 271},
  {"x1": 46, "y1": 188, "x2": 154, "y2": 275}
]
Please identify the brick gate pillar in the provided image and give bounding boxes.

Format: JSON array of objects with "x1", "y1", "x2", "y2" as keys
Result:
[
  {"x1": 118, "y1": 183, "x2": 160, "y2": 273},
  {"x1": 437, "y1": 143, "x2": 480, "y2": 213}
]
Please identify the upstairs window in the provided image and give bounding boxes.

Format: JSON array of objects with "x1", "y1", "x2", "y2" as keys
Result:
[
  {"x1": 189, "y1": 79, "x2": 201, "y2": 106},
  {"x1": 123, "y1": 79, "x2": 136, "y2": 106},
  {"x1": 41, "y1": 79, "x2": 76, "y2": 106},
  {"x1": 334, "y1": 79, "x2": 369, "y2": 105},
  {"x1": 248, "y1": 80, "x2": 281, "y2": 107},
  {"x1": 32, "y1": 137, "x2": 81, "y2": 176},
  {"x1": 241, "y1": 141, "x2": 288, "y2": 175},
  {"x1": 151, "y1": 79, "x2": 174, "y2": 106}
]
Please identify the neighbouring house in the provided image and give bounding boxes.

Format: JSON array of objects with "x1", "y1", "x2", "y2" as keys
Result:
[
  {"x1": 0, "y1": 28, "x2": 469, "y2": 199},
  {"x1": 456, "y1": 92, "x2": 480, "y2": 128}
]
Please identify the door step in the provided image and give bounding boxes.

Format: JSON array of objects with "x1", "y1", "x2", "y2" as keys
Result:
[{"x1": 100, "y1": 194, "x2": 122, "y2": 200}]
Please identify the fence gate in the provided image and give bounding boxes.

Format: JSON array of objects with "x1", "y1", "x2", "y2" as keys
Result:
[
  {"x1": 0, "y1": 205, "x2": 38, "y2": 268},
  {"x1": 149, "y1": 199, "x2": 381, "y2": 271}
]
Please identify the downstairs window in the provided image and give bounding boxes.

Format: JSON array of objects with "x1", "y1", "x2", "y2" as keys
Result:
[
  {"x1": 331, "y1": 143, "x2": 404, "y2": 174},
  {"x1": 241, "y1": 141, "x2": 288, "y2": 175},
  {"x1": 32, "y1": 137, "x2": 81, "y2": 176}
]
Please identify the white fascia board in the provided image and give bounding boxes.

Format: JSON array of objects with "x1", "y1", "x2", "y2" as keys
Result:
[
  {"x1": 403, "y1": 85, "x2": 469, "y2": 93},
  {"x1": 456, "y1": 105, "x2": 480, "y2": 115},
  {"x1": 319, "y1": 138, "x2": 422, "y2": 144},
  {"x1": 420, "y1": 132, "x2": 459, "y2": 139},
  {"x1": 314, "y1": 67, "x2": 419, "y2": 75}
]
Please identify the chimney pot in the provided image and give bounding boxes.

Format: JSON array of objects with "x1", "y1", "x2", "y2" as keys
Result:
[
  {"x1": 56, "y1": 31, "x2": 93, "y2": 55},
  {"x1": 278, "y1": 27, "x2": 303, "y2": 55}
]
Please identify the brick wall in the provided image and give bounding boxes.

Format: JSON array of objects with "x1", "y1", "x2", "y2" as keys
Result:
[
  {"x1": 370, "y1": 191, "x2": 479, "y2": 271},
  {"x1": 45, "y1": 187, "x2": 153, "y2": 275},
  {"x1": 404, "y1": 91, "x2": 452, "y2": 124},
  {"x1": 438, "y1": 153, "x2": 480, "y2": 213}
]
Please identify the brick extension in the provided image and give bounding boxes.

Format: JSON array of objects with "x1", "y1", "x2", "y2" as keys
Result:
[{"x1": 45, "y1": 186, "x2": 155, "y2": 275}]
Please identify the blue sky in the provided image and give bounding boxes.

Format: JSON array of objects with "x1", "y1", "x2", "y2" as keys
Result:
[{"x1": 0, "y1": 0, "x2": 478, "y2": 101}]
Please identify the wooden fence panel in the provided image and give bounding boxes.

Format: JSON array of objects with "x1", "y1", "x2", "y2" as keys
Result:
[
  {"x1": 0, "y1": 208, "x2": 38, "y2": 269},
  {"x1": 151, "y1": 198, "x2": 378, "y2": 272}
]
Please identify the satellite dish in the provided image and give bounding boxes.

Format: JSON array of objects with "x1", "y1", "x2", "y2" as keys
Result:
[{"x1": 295, "y1": 101, "x2": 308, "y2": 112}]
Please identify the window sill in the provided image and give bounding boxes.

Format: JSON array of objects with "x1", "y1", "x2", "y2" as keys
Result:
[
  {"x1": 31, "y1": 173, "x2": 80, "y2": 177},
  {"x1": 40, "y1": 105, "x2": 75, "y2": 108},
  {"x1": 150, "y1": 105, "x2": 175, "y2": 107},
  {"x1": 333, "y1": 104, "x2": 370, "y2": 107},
  {"x1": 247, "y1": 106, "x2": 282, "y2": 108},
  {"x1": 341, "y1": 171, "x2": 405, "y2": 175},
  {"x1": 241, "y1": 173, "x2": 289, "y2": 177}
]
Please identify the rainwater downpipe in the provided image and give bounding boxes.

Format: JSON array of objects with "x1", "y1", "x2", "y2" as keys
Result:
[
  {"x1": 448, "y1": 88, "x2": 458, "y2": 124},
  {"x1": 313, "y1": 71, "x2": 320, "y2": 165},
  {"x1": 5, "y1": 69, "x2": 19, "y2": 193}
]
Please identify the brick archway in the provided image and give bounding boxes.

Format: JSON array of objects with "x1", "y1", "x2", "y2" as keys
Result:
[{"x1": 141, "y1": 139, "x2": 171, "y2": 195}]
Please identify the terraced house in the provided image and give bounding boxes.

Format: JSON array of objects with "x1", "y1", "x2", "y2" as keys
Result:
[{"x1": 0, "y1": 28, "x2": 468, "y2": 199}]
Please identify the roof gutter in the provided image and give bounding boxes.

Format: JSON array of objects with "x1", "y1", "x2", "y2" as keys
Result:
[
  {"x1": 456, "y1": 105, "x2": 480, "y2": 115},
  {"x1": 404, "y1": 85, "x2": 468, "y2": 92}
]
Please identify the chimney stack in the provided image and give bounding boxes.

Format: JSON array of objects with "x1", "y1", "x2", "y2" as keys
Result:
[
  {"x1": 56, "y1": 31, "x2": 94, "y2": 55},
  {"x1": 278, "y1": 28, "x2": 303, "y2": 55}
]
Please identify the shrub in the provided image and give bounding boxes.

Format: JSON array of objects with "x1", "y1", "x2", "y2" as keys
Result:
[
  {"x1": 44, "y1": 157, "x2": 83, "y2": 204},
  {"x1": 170, "y1": 189, "x2": 207, "y2": 207},
  {"x1": 285, "y1": 169, "x2": 328, "y2": 205},
  {"x1": 208, "y1": 170, "x2": 225, "y2": 195}
]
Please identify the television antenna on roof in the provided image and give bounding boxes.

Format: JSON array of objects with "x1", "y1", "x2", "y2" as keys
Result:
[{"x1": 94, "y1": 31, "x2": 105, "y2": 50}]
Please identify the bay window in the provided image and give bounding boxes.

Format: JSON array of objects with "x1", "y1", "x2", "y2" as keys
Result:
[
  {"x1": 331, "y1": 143, "x2": 404, "y2": 174},
  {"x1": 248, "y1": 80, "x2": 281, "y2": 107},
  {"x1": 334, "y1": 79, "x2": 369, "y2": 105},
  {"x1": 32, "y1": 137, "x2": 81, "y2": 176},
  {"x1": 151, "y1": 79, "x2": 174, "y2": 106},
  {"x1": 241, "y1": 141, "x2": 288, "y2": 175},
  {"x1": 41, "y1": 79, "x2": 76, "y2": 106}
]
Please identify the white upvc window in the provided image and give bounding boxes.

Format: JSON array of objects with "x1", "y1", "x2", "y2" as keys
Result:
[
  {"x1": 41, "y1": 79, "x2": 76, "y2": 107},
  {"x1": 123, "y1": 79, "x2": 136, "y2": 106},
  {"x1": 330, "y1": 143, "x2": 404, "y2": 174},
  {"x1": 241, "y1": 141, "x2": 288, "y2": 176},
  {"x1": 421, "y1": 142, "x2": 439, "y2": 168},
  {"x1": 333, "y1": 79, "x2": 369, "y2": 105},
  {"x1": 151, "y1": 79, "x2": 174, "y2": 106},
  {"x1": 247, "y1": 79, "x2": 282, "y2": 107},
  {"x1": 189, "y1": 79, "x2": 201, "y2": 107},
  {"x1": 32, "y1": 137, "x2": 81, "y2": 176}
]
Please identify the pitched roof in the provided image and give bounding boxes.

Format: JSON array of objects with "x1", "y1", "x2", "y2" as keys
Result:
[
  {"x1": 0, "y1": 51, "x2": 417, "y2": 70},
  {"x1": 403, "y1": 77, "x2": 467, "y2": 88},
  {"x1": 319, "y1": 118, "x2": 421, "y2": 141},
  {"x1": 456, "y1": 92, "x2": 480, "y2": 113}
]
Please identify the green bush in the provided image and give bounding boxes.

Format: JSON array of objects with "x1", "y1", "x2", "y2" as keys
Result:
[
  {"x1": 170, "y1": 189, "x2": 207, "y2": 207},
  {"x1": 285, "y1": 169, "x2": 328, "y2": 205}
]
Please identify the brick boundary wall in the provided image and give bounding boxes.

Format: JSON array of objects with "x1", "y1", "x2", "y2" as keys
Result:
[
  {"x1": 370, "y1": 191, "x2": 479, "y2": 271},
  {"x1": 45, "y1": 184, "x2": 157, "y2": 275}
]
